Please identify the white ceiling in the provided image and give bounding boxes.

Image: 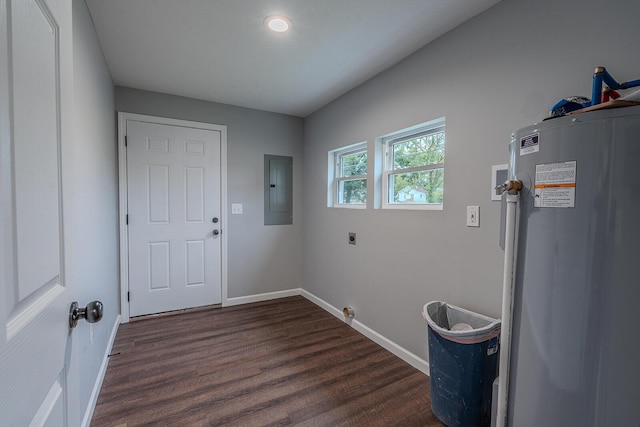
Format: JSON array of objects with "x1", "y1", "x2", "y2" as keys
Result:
[{"x1": 86, "y1": 0, "x2": 501, "y2": 117}]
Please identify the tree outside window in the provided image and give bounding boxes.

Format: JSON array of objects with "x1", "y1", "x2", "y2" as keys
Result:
[
  {"x1": 382, "y1": 120, "x2": 445, "y2": 210},
  {"x1": 330, "y1": 143, "x2": 367, "y2": 207}
]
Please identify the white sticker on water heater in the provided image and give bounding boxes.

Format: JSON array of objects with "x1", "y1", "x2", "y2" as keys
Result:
[
  {"x1": 520, "y1": 132, "x2": 539, "y2": 156},
  {"x1": 534, "y1": 161, "x2": 577, "y2": 208}
]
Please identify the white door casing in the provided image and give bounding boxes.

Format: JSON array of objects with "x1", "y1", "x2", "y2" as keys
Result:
[
  {"x1": 0, "y1": 0, "x2": 76, "y2": 425},
  {"x1": 119, "y1": 114, "x2": 227, "y2": 319}
]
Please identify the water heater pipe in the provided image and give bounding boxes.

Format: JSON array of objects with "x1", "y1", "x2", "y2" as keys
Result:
[{"x1": 496, "y1": 185, "x2": 522, "y2": 427}]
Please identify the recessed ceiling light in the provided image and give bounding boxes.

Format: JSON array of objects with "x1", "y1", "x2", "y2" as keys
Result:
[{"x1": 265, "y1": 15, "x2": 292, "y2": 33}]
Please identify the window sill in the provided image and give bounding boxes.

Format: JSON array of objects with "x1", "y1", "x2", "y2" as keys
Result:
[
  {"x1": 381, "y1": 203, "x2": 443, "y2": 211},
  {"x1": 332, "y1": 204, "x2": 367, "y2": 209}
]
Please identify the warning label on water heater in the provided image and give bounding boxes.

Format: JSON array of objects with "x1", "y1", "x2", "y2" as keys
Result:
[
  {"x1": 534, "y1": 161, "x2": 576, "y2": 208},
  {"x1": 520, "y1": 133, "x2": 539, "y2": 156}
]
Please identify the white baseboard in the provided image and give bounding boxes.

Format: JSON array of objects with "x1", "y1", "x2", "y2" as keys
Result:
[
  {"x1": 81, "y1": 314, "x2": 121, "y2": 427},
  {"x1": 223, "y1": 288, "x2": 301, "y2": 307},
  {"x1": 300, "y1": 289, "x2": 429, "y2": 375}
]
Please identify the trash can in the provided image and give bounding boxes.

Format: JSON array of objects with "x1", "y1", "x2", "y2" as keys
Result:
[{"x1": 422, "y1": 301, "x2": 501, "y2": 427}]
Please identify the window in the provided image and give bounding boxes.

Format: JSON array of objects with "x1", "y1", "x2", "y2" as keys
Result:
[
  {"x1": 329, "y1": 142, "x2": 367, "y2": 207},
  {"x1": 381, "y1": 119, "x2": 445, "y2": 210}
]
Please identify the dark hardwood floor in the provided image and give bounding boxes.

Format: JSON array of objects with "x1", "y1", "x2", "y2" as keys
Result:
[{"x1": 91, "y1": 296, "x2": 442, "y2": 426}]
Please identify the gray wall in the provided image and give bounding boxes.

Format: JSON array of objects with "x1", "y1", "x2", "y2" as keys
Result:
[
  {"x1": 115, "y1": 87, "x2": 304, "y2": 298},
  {"x1": 302, "y1": 0, "x2": 640, "y2": 362},
  {"x1": 72, "y1": 0, "x2": 119, "y2": 421}
]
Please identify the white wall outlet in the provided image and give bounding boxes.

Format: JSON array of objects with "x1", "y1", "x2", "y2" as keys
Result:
[
  {"x1": 467, "y1": 206, "x2": 480, "y2": 227},
  {"x1": 231, "y1": 203, "x2": 243, "y2": 214}
]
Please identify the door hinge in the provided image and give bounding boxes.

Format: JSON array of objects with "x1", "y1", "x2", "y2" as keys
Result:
[
  {"x1": 125, "y1": 135, "x2": 128, "y2": 147},
  {"x1": 127, "y1": 291, "x2": 130, "y2": 302},
  {"x1": 126, "y1": 214, "x2": 129, "y2": 225}
]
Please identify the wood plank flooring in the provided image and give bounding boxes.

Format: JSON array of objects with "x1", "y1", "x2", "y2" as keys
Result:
[{"x1": 91, "y1": 296, "x2": 442, "y2": 427}]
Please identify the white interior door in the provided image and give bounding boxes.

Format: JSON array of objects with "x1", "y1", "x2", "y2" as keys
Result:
[
  {"x1": 0, "y1": 0, "x2": 75, "y2": 425},
  {"x1": 126, "y1": 120, "x2": 222, "y2": 317}
]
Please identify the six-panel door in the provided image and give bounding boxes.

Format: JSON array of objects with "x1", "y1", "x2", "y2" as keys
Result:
[
  {"x1": 126, "y1": 121, "x2": 222, "y2": 317},
  {"x1": 0, "y1": 0, "x2": 75, "y2": 424}
]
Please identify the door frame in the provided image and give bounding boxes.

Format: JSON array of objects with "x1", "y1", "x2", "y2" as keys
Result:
[{"x1": 117, "y1": 112, "x2": 228, "y2": 323}]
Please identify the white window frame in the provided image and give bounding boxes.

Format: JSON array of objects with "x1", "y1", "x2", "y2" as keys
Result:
[
  {"x1": 381, "y1": 118, "x2": 445, "y2": 210},
  {"x1": 328, "y1": 142, "x2": 368, "y2": 209}
]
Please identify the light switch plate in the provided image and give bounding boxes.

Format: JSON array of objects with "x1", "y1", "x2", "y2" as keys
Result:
[
  {"x1": 467, "y1": 206, "x2": 480, "y2": 227},
  {"x1": 231, "y1": 203, "x2": 243, "y2": 214}
]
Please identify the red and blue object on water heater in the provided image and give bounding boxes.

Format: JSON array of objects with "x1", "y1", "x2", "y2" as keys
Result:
[{"x1": 549, "y1": 67, "x2": 640, "y2": 118}]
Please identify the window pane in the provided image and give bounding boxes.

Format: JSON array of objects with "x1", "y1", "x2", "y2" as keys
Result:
[
  {"x1": 388, "y1": 169, "x2": 443, "y2": 204},
  {"x1": 341, "y1": 151, "x2": 367, "y2": 177},
  {"x1": 392, "y1": 132, "x2": 444, "y2": 171},
  {"x1": 338, "y1": 179, "x2": 367, "y2": 204}
]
